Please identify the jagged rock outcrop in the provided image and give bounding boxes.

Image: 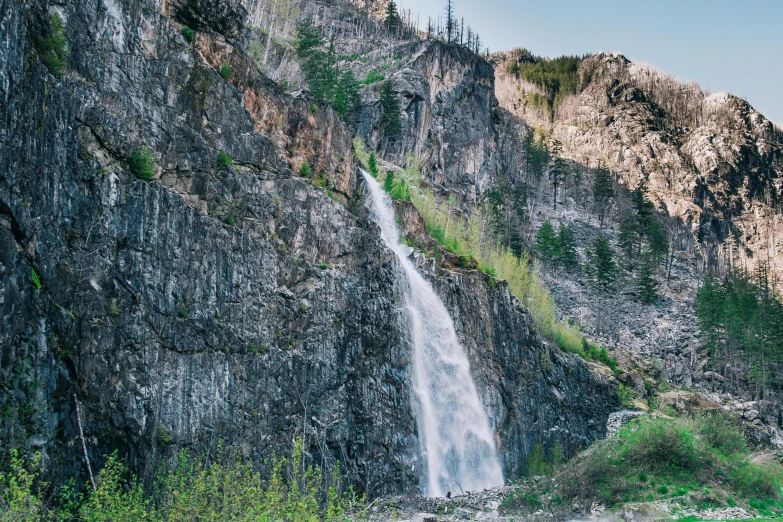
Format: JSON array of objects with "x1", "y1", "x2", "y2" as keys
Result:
[{"x1": 1, "y1": 0, "x2": 618, "y2": 497}]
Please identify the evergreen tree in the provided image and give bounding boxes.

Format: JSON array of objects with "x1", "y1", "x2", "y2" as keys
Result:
[
  {"x1": 294, "y1": 18, "x2": 360, "y2": 118},
  {"x1": 618, "y1": 209, "x2": 640, "y2": 265},
  {"x1": 592, "y1": 162, "x2": 613, "y2": 226},
  {"x1": 587, "y1": 234, "x2": 616, "y2": 294},
  {"x1": 385, "y1": 1, "x2": 399, "y2": 32},
  {"x1": 383, "y1": 171, "x2": 395, "y2": 192},
  {"x1": 556, "y1": 223, "x2": 578, "y2": 269},
  {"x1": 535, "y1": 220, "x2": 558, "y2": 263},
  {"x1": 645, "y1": 214, "x2": 669, "y2": 266},
  {"x1": 548, "y1": 139, "x2": 569, "y2": 208},
  {"x1": 379, "y1": 80, "x2": 402, "y2": 136},
  {"x1": 635, "y1": 254, "x2": 659, "y2": 304},
  {"x1": 368, "y1": 152, "x2": 379, "y2": 177}
]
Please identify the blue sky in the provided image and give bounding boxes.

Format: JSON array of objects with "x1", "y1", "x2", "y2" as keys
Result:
[{"x1": 398, "y1": 0, "x2": 783, "y2": 125}]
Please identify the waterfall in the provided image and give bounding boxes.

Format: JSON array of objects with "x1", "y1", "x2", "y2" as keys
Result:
[{"x1": 361, "y1": 170, "x2": 504, "y2": 497}]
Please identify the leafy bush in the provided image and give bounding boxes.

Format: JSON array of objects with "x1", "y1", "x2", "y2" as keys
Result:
[
  {"x1": 36, "y1": 14, "x2": 68, "y2": 77},
  {"x1": 0, "y1": 450, "x2": 43, "y2": 521},
  {"x1": 219, "y1": 64, "x2": 233, "y2": 80},
  {"x1": 696, "y1": 410, "x2": 748, "y2": 457},
  {"x1": 181, "y1": 26, "x2": 195, "y2": 42},
  {"x1": 299, "y1": 162, "x2": 312, "y2": 178},
  {"x1": 313, "y1": 172, "x2": 328, "y2": 189},
  {"x1": 216, "y1": 151, "x2": 234, "y2": 169},
  {"x1": 364, "y1": 70, "x2": 385, "y2": 84},
  {"x1": 129, "y1": 146, "x2": 156, "y2": 180},
  {"x1": 1, "y1": 442, "x2": 364, "y2": 520}
]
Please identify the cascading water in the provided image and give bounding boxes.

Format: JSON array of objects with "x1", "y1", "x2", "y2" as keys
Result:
[{"x1": 361, "y1": 170, "x2": 504, "y2": 497}]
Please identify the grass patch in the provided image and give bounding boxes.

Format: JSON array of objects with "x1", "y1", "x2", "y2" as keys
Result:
[
  {"x1": 549, "y1": 415, "x2": 783, "y2": 512},
  {"x1": 129, "y1": 146, "x2": 156, "y2": 180},
  {"x1": 219, "y1": 63, "x2": 233, "y2": 80}
]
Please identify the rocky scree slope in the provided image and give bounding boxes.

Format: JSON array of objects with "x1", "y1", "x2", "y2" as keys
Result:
[{"x1": 0, "y1": 0, "x2": 617, "y2": 496}]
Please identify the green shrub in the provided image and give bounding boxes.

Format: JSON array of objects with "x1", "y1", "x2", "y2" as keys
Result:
[
  {"x1": 364, "y1": 69, "x2": 385, "y2": 84},
  {"x1": 216, "y1": 151, "x2": 234, "y2": 169},
  {"x1": 36, "y1": 14, "x2": 68, "y2": 77},
  {"x1": 696, "y1": 411, "x2": 748, "y2": 457},
  {"x1": 299, "y1": 162, "x2": 312, "y2": 178},
  {"x1": 313, "y1": 172, "x2": 327, "y2": 189},
  {"x1": 219, "y1": 64, "x2": 233, "y2": 80},
  {"x1": 181, "y1": 26, "x2": 195, "y2": 42},
  {"x1": 129, "y1": 146, "x2": 156, "y2": 180},
  {"x1": 224, "y1": 214, "x2": 235, "y2": 226},
  {"x1": 0, "y1": 450, "x2": 43, "y2": 521},
  {"x1": 310, "y1": 104, "x2": 318, "y2": 112}
]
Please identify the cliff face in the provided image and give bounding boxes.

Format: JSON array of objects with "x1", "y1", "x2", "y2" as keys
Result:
[
  {"x1": 0, "y1": 0, "x2": 617, "y2": 496},
  {"x1": 496, "y1": 52, "x2": 783, "y2": 280}
]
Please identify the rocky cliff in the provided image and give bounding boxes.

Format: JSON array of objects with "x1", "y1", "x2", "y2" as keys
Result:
[{"x1": 0, "y1": 0, "x2": 618, "y2": 497}]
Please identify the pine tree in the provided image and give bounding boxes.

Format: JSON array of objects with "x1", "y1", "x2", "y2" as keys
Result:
[
  {"x1": 385, "y1": 1, "x2": 399, "y2": 32},
  {"x1": 548, "y1": 139, "x2": 569, "y2": 209},
  {"x1": 368, "y1": 152, "x2": 379, "y2": 177},
  {"x1": 645, "y1": 214, "x2": 668, "y2": 266},
  {"x1": 592, "y1": 162, "x2": 613, "y2": 226},
  {"x1": 635, "y1": 254, "x2": 659, "y2": 304},
  {"x1": 380, "y1": 80, "x2": 402, "y2": 136},
  {"x1": 535, "y1": 220, "x2": 558, "y2": 263},
  {"x1": 618, "y1": 209, "x2": 640, "y2": 265},
  {"x1": 587, "y1": 234, "x2": 616, "y2": 294},
  {"x1": 557, "y1": 223, "x2": 578, "y2": 269}
]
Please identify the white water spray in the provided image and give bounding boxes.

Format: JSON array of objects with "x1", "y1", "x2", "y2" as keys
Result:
[{"x1": 361, "y1": 170, "x2": 504, "y2": 497}]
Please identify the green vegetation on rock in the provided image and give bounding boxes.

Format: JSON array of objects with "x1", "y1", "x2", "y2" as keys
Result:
[
  {"x1": 35, "y1": 14, "x2": 68, "y2": 78},
  {"x1": 0, "y1": 440, "x2": 365, "y2": 521},
  {"x1": 129, "y1": 146, "x2": 156, "y2": 181}
]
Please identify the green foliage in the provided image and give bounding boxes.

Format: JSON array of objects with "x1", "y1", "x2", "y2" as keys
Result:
[
  {"x1": 36, "y1": 14, "x2": 68, "y2": 78},
  {"x1": 0, "y1": 443, "x2": 364, "y2": 521},
  {"x1": 557, "y1": 415, "x2": 783, "y2": 510},
  {"x1": 364, "y1": 70, "x2": 385, "y2": 84},
  {"x1": 181, "y1": 26, "x2": 195, "y2": 43},
  {"x1": 486, "y1": 179, "x2": 526, "y2": 257},
  {"x1": 586, "y1": 234, "x2": 616, "y2": 294},
  {"x1": 294, "y1": 18, "x2": 360, "y2": 118},
  {"x1": 548, "y1": 139, "x2": 569, "y2": 208},
  {"x1": 635, "y1": 254, "x2": 659, "y2": 304},
  {"x1": 353, "y1": 142, "x2": 587, "y2": 355},
  {"x1": 129, "y1": 146, "x2": 156, "y2": 181},
  {"x1": 299, "y1": 162, "x2": 312, "y2": 178},
  {"x1": 507, "y1": 53, "x2": 585, "y2": 116},
  {"x1": 313, "y1": 172, "x2": 328, "y2": 189},
  {"x1": 556, "y1": 223, "x2": 578, "y2": 269},
  {"x1": 535, "y1": 220, "x2": 558, "y2": 262},
  {"x1": 0, "y1": 450, "x2": 43, "y2": 521},
  {"x1": 219, "y1": 64, "x2": 233, "y2": 80},
  {"x1": 617, "y1": 384, "x2": 633, "y2": 407},
  {"x1": 592, "y1": 163, "x2": 614, "y2": 226},
  {"x1": 216, "y1": 151, "x2": 234, "y2": 169},
  {"x1": 30, "y1": 269, "x2": 41, "y2": 290},
  {"x1": 526, "y1": 444, "x2": 554, "y2": 477},
  {"x1": 379, "y1": 80, "x2": 402, "y2": 136},
  {"x1": 367, "y1": 152, "x2": 379, "y2": 177},
  {"x1": 79, "y1": 451, "x2": 151, "y2": 521},
  {"x1": 695, "y1": 270, "x2": 783, "y2": 392}
]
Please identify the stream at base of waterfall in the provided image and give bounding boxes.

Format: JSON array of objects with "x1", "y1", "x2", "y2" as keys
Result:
[{"x1": 361, "y1": 170, "x2": 504, "y2": 497}]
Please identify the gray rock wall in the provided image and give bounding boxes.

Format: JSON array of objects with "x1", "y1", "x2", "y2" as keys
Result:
[{"x1": 0, "y1": 0, "x2": 617, "y2": 496}]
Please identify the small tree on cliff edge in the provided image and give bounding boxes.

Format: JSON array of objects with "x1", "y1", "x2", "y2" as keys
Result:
[{"x1": 380, "y1": 80, "x2": 402, "y2": 137}]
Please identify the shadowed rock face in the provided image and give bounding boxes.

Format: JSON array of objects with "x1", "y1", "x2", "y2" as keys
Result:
[
  {"x1": 1, "y1": 0, "x2": 617, "y2": 496},
  {"x1": 170, "y1": 0, "x2": 247, "y2": 39}
]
